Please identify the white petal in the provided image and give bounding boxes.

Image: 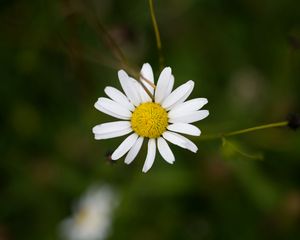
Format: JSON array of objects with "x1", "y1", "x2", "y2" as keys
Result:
[
  {"x1": 95, "y1": 100, "x2": 129, "y2": 120},
  {"x1": 167, "y1": 123, "x2": 201, "y2": 136},
  {"x1": 168, "y1": 98, "x2": 208, "y2": 118},
  {"x1": 124, "y1": 137, "x2": 144, "y2": 164},
  {"x1": 94, "y1": 128, "x2": 132, "y2": 140},
  {"x1": 166, "y1": 86, "x2": 194, "y2": 111},
  {"x1": 165, "y1": 74, "x2": 174, "y2": 98},
  {"x1": 95, "y1": 97, "x2": 132, "y2": 119},
  {"x1": 169, "y1": 110, "x2": 209, "y2": 123},
  {"x1": 130, "y1": 77, "x2": 144, "y2": 105},
  {"x1": 162, "y1": 80, "x2": 194, "y2": 110},
  {"x1": 142, "y1": 139, "x2": 156, "y2": 173},
  {"x1": 92, "y1": 121, "x2": 131, "y2": 135},
  {"x1": 154, "y1": 67, "x2": 172, "y2": 103},
  {"x1": 140, "y1": 63, "x2": 154, "y2": 95},
  {"x1": 163, "y1": 131, "x2": 198, "y2": 153},
  {"x1": 157, "y1": 137, "x2": 175, "y2": 164},
  {"x1": 118, "y1": 70, "x2": 141, "y2": 106},
  {"x1": 138, "y1": 81, "x2": 152, "y2": 103},
  {"x1": 111, "y1": 133, "x2": 138, "y2": 160},
  {"x1": 104, "y1": 86, "x2": 135, "y2": 111}
]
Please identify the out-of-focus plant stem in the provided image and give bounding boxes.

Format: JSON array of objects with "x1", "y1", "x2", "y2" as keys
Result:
[
  {"x1": 149, "y1": 0, "x2": 164, "y2": 70},
  {"x1": 200, "y1": 121, "x2": 289, "y2": 141},
  {"x1": 92, "y1": 18, "x2": 155, "y2": 100},
  {"x1": 99, "y1": 22, "x2": 156, "y2": 99},
  {"x1": 81, "y1": 0, "x2": 155, "y2": 100}
]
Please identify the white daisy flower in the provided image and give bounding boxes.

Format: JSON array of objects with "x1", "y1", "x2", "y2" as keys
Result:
[
  {"x1": 93, "y1": 63, "x2": 209, "y2": 172},
  {"x1": 60, "y1": 185, "x2": 118, "y2": 240}
]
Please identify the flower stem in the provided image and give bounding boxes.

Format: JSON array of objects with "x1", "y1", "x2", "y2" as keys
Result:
[
  {"x1": 223, "y1": 121, "x2": 288, "y2": 137},
  {"x1": 148, "y1": 0, "x2": 164, "y2": 70},
  {"x1": 200, "y1": 121, "x2": 288, "y2": 141}
]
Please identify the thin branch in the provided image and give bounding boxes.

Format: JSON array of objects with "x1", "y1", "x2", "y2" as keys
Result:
[
  {"x1": 199, "y1": 121, "x2": 289, "y2": 141},
  {"x1": 223, "y1": 121, "x2": 288, "y2": 137},
  {"x1": 140, "y1": 73, "x2": 156, "y2": 89},
  {"x1": 148, "y1": 0, "x2": 164, "y2": 70},
  {"x1": 125, "y1": 68, "x2": 155, "y2": 100},
  {"x1": 80, "y1": 1, "x2": 155, "y2": 100},
  {"x1": 83, "y1": 2, "x2": 128, "y2": 67}
]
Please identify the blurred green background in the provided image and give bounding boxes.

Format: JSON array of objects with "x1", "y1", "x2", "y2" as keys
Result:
[{"x1": 1, "y1": 0, "x2": 300, "y2": 239}]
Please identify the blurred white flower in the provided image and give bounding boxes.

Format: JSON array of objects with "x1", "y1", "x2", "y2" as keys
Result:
[{"x1": 60, "y1": 185, "x2": 118, "y2": 240}]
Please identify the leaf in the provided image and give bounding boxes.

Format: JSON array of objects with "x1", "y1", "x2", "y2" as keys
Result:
[{"x1": 222, "y1": 138, "x2": 264, "y2": 160}]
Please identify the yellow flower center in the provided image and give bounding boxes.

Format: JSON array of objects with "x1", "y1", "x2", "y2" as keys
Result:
[{"x1": 131, "y1": 102, "x2": 168, "y2": 138}]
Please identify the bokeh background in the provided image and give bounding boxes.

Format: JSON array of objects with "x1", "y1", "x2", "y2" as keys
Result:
[{"x1": 1, "y1": 0, "x2": 300, "y2": 239}]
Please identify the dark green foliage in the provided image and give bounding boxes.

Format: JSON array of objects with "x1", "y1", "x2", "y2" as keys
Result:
[{"x1": 1, "y1": 0, "x2": 300, "y2": 239}]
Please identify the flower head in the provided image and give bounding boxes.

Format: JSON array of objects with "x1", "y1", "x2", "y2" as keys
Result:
[{"x1": 93, "y1": 63, "x2": 209, "y2": 172}]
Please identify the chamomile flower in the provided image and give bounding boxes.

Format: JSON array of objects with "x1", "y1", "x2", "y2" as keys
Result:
[
  {"x1": 60, "y1": 185, "x2": 118, "y2": 240},
  {"x1": 93, "y1": 63, "x2": 209, "y2": 172}
]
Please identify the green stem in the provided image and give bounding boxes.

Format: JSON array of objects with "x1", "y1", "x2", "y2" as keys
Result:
[
  {"x1": 200, "y1": 121, "x2": 288, "y2": 141},
  {"x1": 224, "y1": 121, "x2": 288, "y2": 137},
  {"x1": 149, "y1": 0, "x2": 164, "y2": 70}
]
